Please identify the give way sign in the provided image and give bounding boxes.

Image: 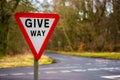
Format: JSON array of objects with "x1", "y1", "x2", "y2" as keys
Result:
[{"x1": 15, "y1": 12, "x2": 59, "y2": 60}]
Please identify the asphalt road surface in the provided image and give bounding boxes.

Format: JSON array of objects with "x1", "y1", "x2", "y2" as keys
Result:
[{"x1": 0, "y1": 52, "x2": 120, "y2": 80}]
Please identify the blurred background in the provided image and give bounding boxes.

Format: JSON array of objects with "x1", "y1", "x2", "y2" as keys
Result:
[{"x1": 0, "y1": 0, "x2": 120, "y2": 56}]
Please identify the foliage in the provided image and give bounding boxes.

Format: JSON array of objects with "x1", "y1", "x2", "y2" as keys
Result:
[
  {"x1": 7, "y1": 1, "x2": 35, "y2": 54},
  {"x1": 0, "y1": 53, "x2": 53, "y2": 68},
  {"x1": 46, "y1": 0, "x2": 120, "y2": 52},
  {"x1": 1, "y1": 0, "x2": 120, "y2": 56},
  {"x1": 0, "y1": 0, "x2": 35, "y2": 56}
]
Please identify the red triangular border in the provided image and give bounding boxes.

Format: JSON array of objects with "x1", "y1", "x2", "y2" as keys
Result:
[{"x1": 14, "y1": 12, "x2": 59, "y2": 60}]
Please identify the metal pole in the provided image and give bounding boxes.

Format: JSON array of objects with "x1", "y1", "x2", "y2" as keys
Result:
[{"x1": 34, "y1": 58, "x2": 38, "y2": 80}]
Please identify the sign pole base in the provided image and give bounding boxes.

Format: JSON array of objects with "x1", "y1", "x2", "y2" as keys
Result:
[{"x1": 34, "y1": 58, "x2": 38, "y2": 80}]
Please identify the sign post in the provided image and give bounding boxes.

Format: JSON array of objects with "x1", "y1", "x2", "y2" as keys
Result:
[
  {"x1": 14, "y1": 12, "x2": 59, "y2": 80},
  {"x1": 34, "y1": 59, "x2": 38, "y2": 80}
]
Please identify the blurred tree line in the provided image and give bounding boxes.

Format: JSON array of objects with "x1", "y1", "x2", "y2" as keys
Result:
[
  {"x1": 47, "y1": 0, "x2": 120, "y2": 52},
  {"x1": 0, "y1": 0, "x2": 120, "y2": 56}
]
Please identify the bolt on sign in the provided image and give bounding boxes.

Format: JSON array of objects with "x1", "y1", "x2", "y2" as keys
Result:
[{"x1": 15, "y1": 12, "x2": 59, "y2": 60}]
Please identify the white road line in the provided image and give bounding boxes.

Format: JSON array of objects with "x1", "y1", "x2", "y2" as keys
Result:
[
  {"x1": 40, "y1": 66, "x2": 78, "y2": 70},
  {"x1": 45, "y1": 71, "x2": 57, "y2": 74},
  {"x1": 100, "y1": 67, "x2": 120, "y2": 71},
  {"x1": 87, "y1": 68, "x2": 100, "y2": 71},
  {"x1": 0, "y1": 74, "x2": 8, "y2": 77},
  {"x1": 27, "y1": 72, "x2": 33, "y2": 75},
  {"x1": 85, "y1": 63, "x2": 92, "y2": 65},
  {"x1": 10, "y1": 73, "x2": 25, "y2": 76},
  {"x1": 72, "y1": 69, "x2": 87, "y2": 72},
  {"x1": 60, "y1": 70, "x2": 71, "y2": 73},
  {"x1": 101, "y1": 75, "x2": 120, "y2": 79}
]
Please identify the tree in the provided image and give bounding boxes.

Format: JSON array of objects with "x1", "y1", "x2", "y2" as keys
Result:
[
  {"x1": 0, "y1": 0, "x2": 35, "y2": 55},
  {"x1": 104, "y1": 0, "x2": 120, "y2": 51},
  {"x1": 0, "y1": 0, "x2": 20, "y2": 55},
  {"x1": 41, "y1": 0, "x2": 120, "y2": 52},
  {"x1": 49, "y1": 0, "x2": 114, "y2": 51}
]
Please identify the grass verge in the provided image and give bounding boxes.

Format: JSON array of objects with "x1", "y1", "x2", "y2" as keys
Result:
[
  {"x1": 0, "y1": 53, "x2": 53, "y2": 68},
  {"x1": 47, "y1": 50, "x2": 120, "y2": 60}
]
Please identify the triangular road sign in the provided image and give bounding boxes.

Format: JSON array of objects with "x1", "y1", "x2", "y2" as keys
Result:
[{"x1": 14, "y1": 12, "x2": 59, "y2": 60}]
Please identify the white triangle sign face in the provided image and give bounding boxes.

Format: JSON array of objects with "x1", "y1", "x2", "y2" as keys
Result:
[
  {"x1": 14, "y1": 13, "x2": 59, "y2": 60},
  {"x1": 20, "y1": 18, "x2": 54, "y2": 53}
]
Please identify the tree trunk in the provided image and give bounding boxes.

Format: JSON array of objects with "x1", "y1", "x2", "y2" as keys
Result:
[
  {"x1": 62, "y1": 27, "x2": 73, "y2": 51},
  {"x1": 0, "y1": 20, "x2": 9, "y2": 55}
]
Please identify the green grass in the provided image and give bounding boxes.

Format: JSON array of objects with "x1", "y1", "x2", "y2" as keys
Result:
[
  {"x1": 47, "y1": 50, "x2": 120, "y2": 60},
  {"x1": 0, "y1": 53, "x2": 53, "y2": 68}
]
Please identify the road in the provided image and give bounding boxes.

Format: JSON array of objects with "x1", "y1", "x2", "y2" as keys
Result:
[{"x1": 0, "y1": 52, "x2": 120, "y2": 80}]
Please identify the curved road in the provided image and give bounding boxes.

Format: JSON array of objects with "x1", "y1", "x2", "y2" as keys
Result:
[{"x1": 0, "y1": 52, "x2": 120, "y2": 80}]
